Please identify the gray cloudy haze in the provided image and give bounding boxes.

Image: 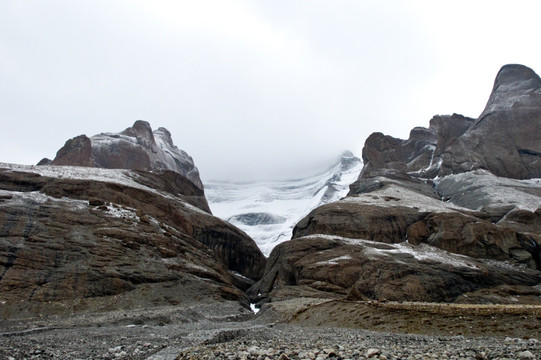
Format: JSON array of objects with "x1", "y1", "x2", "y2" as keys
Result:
[{"x1": 1, "y1": 1, "x2": 541, "y2": 181}]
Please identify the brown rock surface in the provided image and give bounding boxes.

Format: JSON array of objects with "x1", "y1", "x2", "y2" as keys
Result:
[
  {"x1": 293, "y1": 201, "x2": 425, "y2": 244},
  {"x1": 251, "y1": 235, "x2": 541, "y2": 304},
  {"x1": 294, "y1": 182, "x2": 541, "y2": 269},
  {"x1": 0, "y1": 164, "x2": 266, "y2": 318}
]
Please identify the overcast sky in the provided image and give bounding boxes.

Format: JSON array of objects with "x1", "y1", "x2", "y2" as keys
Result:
[{"x1": 1, "y1": 1, "x2": 541, "y2": 181}]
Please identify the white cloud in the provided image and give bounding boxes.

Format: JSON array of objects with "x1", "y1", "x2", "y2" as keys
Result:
[{"x1": 1, "y1": 0, "x2": 540, "y2": 181}]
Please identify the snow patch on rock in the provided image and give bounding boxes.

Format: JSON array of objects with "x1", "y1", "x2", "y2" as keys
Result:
[
  {"x1": 0, "y1": 163, "x2": 203, "y2": 216},
  {"x1": 302, "y1": 234, "x2": 527, "y2": 272},
  {"x1": 435, "y1": 169, "x2": 541, "y2": 212},
  {"x1": 0, "y1": 188, "x2": 88, "y2": 210},
  {"x1": 342, "y1": 183, "x2": 470, "y2": 213}
]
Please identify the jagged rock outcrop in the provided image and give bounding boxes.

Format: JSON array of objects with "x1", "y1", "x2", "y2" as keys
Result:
[
  {"x1": 50, "y1": 120, "x2": 204, "y2": 190},
  {"x1": 360, "y1": 64, "x2": 541, "y2": 180},
  {"x1": 251, "y1": 64, "x2": 541, "y2": 305},
  {"x1": 346, "y1": 64, "x2": 541, "y2": 268},
  {"x1": 439, "y1": 66, "x2": 541, "y2": 179},
  {"x1": 0, "y1": 124, "x2": 266, "y2": 319}
]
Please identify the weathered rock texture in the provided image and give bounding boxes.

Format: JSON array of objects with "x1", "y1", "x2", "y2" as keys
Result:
[
  {"x1": 0, "y1": 163, "x2": 265, "y2": 319},
  {"x1": 50, "y1": 120, "x2": 204, "y2": 190},
  {"x1": 251, "y1": 64, "x2": 541, "y2": 305},
  {"x1": 252, "y1": 235, "x2": 541, "y2": 303},
  {"x1": 360, "y1": 64, "x2": 541, "y2": 180}
]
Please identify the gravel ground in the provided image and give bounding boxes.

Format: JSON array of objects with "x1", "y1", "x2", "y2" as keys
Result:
[
  {"x1": 1, "y1": 300, "x2": 540, "y2": 360},
  {"x1": 177, "y1": 324, "x2": 541, "y2": 360}
]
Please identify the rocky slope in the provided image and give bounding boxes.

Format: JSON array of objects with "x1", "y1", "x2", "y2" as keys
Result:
[
  {"x1": 0, "y1": 122, "x2": 266, "y2": 319},
  {"x1": 206, "y1": 152, "x2": 363, "y2": 256},
  {"x1": 251, "y1": 64, "x2": 541, "y2": 306}
]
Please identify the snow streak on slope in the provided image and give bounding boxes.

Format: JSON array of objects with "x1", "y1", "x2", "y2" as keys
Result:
[
  {"x1": 0, "y1": 162, "x2": 208, "y2": 215},
  {"x1": 205, "y1": 153, "x2": 363, "y2": 256}
]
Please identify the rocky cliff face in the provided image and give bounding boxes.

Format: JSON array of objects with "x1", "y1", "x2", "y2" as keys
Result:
[
  {"x1": 251, "y1": 64, "x2": 541, "y2": 306},
  {"x1": 360, "y1": 64, "x2": 541, "y2": 180},
  {"x1": 49, "y1": 120, "x2": 204, "y2": 190},
  {"x1": 0, "y1": 124, "x2": 266, "y2": 319}
]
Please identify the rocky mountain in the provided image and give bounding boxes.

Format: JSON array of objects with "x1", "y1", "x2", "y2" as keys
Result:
[
  {"x1": 250, "y1": 64, "x2": 541, "y2": 306},
  {"x1": 360, "y1": 64, "x2": 541, "y2": 180},
  {"x1": 205, "y1": 152, "x2": 363, "y2": 256},
  {"x1": 0, "y1": 122, "x2": 266, "y2": 319},
  {"x1": 40, "y1": 120, "x2": 203, "y2": 190}
]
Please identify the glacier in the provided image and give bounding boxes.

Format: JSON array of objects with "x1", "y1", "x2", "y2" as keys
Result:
[{"x1": 205, "y1": 152, "x2": 363, "y2": 256}]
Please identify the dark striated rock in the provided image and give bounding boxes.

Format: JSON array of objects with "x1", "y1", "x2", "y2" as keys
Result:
[
  {"x1": 192, "y1": 222, "x2": 266, "y2": 280},
  {"x1": 413, "y1": 212, "x2": 538, "y2": 268},
  {"x1": 349, "y1": 168, "x2": 440, "y2": 198},
  {"x1": 295, "y1": 181, "x2": 541, "y2": 269},
  {"x1": 0, "y1": 164, "x2": 266, "y2": 318},
  {"x1": 293, "y1": 201, "x2": 425, "y2": 244},
  {"x1": 250, "y1": 236, "x2": 541, "y2": 304},
  {"x1": 441, "y1": 65, "x2": 541, "y2": 179},
  {"x1": 51, "y1": 120, "x2": 204, "y2": 190},
  {"x1": 130, "y1": 169, "x2": 211, "y2": 213}
]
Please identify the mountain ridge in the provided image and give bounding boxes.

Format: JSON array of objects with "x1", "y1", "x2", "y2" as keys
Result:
[{"x1": 250, "y1": 64, "x2": 541, "y2": 307}]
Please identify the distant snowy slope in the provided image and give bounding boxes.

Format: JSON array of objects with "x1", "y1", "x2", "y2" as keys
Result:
[{"x1": 205, "y1": 152, "x2": 363, "y2": 256}]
